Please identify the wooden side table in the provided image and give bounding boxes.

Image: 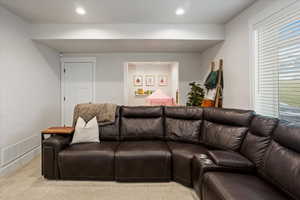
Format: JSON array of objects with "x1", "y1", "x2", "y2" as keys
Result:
[{"x1": 41, "y1": 126, "x2": 75, "y2": 141}]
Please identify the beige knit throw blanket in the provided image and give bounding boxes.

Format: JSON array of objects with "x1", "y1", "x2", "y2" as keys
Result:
[{"x1": 72, "y1": 103, "x2": 117, "y2": 127}]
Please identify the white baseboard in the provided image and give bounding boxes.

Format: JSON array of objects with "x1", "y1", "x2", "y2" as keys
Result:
[
  {"x1": 1, "y1": 134, "x2": 40, "y2": 166},
  {"x1": 0, "y1": 146, "x2": 41, "y2": 177}
]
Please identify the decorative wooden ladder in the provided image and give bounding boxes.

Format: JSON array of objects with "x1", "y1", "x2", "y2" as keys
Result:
[{"x1": 214, "y1": 59, "x2": 223, "y2": 108}]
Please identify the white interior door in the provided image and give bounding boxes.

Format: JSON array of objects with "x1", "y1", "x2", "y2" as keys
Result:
[{"x1": 63, "y1": 62, "x2": 94, "y2": 126}]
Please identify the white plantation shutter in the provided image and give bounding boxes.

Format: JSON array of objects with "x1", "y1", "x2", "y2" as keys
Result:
[{"x1": 254, "y1": 1, "x2": 300, "y2": 124}]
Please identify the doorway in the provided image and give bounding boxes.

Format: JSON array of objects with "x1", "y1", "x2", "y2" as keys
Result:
[
  {"x1": 61, "y1": 57, "x2": 96, "y2": 126},
  {"x1": 124, "y1": 62, "x2": 179, "y2": 106}
]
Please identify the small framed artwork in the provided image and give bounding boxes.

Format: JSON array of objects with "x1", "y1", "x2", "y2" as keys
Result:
[
  {"x1": 158, "y1": 75, "x2": 168, "y2": 86},
  {"x1": 145, "y1": 75, "x2": 155, "y2": 86},
  {"x1": 133, "y1": 75, "x2": 143, "y2": 86}
]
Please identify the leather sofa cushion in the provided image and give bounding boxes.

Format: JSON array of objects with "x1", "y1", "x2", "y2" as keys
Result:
[
  {"x1": 165, "y1": 118, "x2": 201, "y2": 144},
  {"x1": 259, "y1": 122, "x2": 300, "y2": 200},
  {"x1": 240, "y1": 115, "x2": 278, "y2": 167},
  {"x1": 165, "y1": 106, "x2": 203, "y2": 119},
  {"x1": 204, "y1": 107, "x2": 254, "y2": 127},
  {"x1": 274, "y1": 122, "x2": 300, "y2": 152},
  {"x1": 115, "y1": 141, "x2": 171, "y2": 181},
  {"x1": 99, "y1": 106, "x2": 120, "y2": 141},
  {"x1": 121, "y1": 118, "x2": 163, "y2": 140},
  {"x1": 58, "y1": 142, "x2": 119, "y2": 180},
  {"x1": 208, "y1": 150, "x2": 254, "y2": 168},
  {"x1": 202, "y1": 121, "x2": 248, "y2": 151},
  {"x1": 121, "y1": 106, "x2": 164, "y2": 140},
  {"x1": 122, "y1": 106, "x2": 162, "y2": 118},
  {"x1": 167, "y1": 141, "x2": 208, "y2": 186},
  {"x1": 202, "y1": 172, "x2": 288, "y2": 200},
  {"x1": 240, "y1": 134, "x2": 271, "y2": 168},
  {"x1": 249, "y1": 115, "x2": 279, "y2": 137},
  {"x1": 165, "y1": 106, "x2": 203, "y2": 144}
]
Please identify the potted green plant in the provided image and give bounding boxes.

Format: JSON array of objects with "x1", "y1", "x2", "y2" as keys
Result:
[{"x1": 186, "y1": 82, "x2": 205, "y2": 106}]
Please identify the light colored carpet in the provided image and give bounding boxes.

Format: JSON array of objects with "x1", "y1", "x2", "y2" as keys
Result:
[{"x1": 0, "y1": 156, "x2": 199, "y2": 200}]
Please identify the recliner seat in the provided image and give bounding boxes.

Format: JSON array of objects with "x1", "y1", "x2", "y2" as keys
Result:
[
  {"x1": 115, "y1": 106, "x2": 171, "y2": 181},
  {"x1": 115, "y1": 141, "x2": 171, "y2": 181},
  {"x1": 201, "y1": 121, "x2": 300, "y2": 200},
  {"x1": 42, "y1": 105, "x2": 300, "y2": 200},
  {"x1": 58, "y1": 142, "x2": 118, "y2": 180},
  {"x1": 165, "y1": 106, "x2": 207, "y2": 186},
  {"x1": 202, "y1": 172, "x2": 288, "y2": 200},
  {"x1": 167, "y1": 141, "x2": 208, "y2": 186}
]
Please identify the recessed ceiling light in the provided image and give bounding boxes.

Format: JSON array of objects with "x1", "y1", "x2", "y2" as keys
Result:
[
  {"x1": 76, "y1": 7, "x2": 86, "y2": 15},
  {"x1": 175, "y1": 8, "x2": 185, "y2": 16}
]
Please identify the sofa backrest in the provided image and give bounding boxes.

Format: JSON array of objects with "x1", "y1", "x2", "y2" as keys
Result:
[
  {"x1": 240, "y1": 115, "x2": 278, "y2": 167},
  {"x1": 259, "y1": 122, "x2": 300, "y2": 200},
  {"x1": 202, "y1": 107, "x2": 254, "y2": 151},
  {"x1": 120, "y1": 106, "x2": 164, "y2": 140},
  {"x1": 99, "y1": 106, "x2": 120, "y2": 141},
  {"x1": 164, "y1": 106, "x2": 203, "y2": 144}
]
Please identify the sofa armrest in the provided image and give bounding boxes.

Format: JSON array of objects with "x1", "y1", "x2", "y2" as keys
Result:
[
  {"x1": 42, "y1": 135, "x2": 71, "y2": 179},
  {"x1": 43, "y1": 135, "x2": 71, "y2": 149},
  {"x1": 208, "y1": 150, "x2": 254, "y2": 169},
  {"x1": 192, "y1": 152, "x2": 254, "y2": 197},
  {"x1": 193, "y1": 154, "x2": 223, "y2": 196}
]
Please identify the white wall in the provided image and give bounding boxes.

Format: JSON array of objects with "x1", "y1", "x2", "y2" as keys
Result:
[
  {"x1": 199, "y1": 0, "x2": 276, "y2": 109},
  {"x1": 64, "y1": 53, "x2": 205, "y2": 105},
  {"x1": 171, "y1": 63, "x2": 179, "y2": 103},
  {"x1": 0, "y1": 6, "x2": 61, "y2": 175},
  {"x1": 30, "y1": 24, "x2": 224, "y2": 40}
]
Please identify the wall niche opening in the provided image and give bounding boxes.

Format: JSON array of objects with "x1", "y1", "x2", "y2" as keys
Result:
[{"x1": 124, "y1": 62, "x2": 179, "y2": 106}]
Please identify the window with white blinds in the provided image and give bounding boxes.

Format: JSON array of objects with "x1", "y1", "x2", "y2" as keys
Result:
[{"x1": 254, "y1": 1, "x2": 300, "y2": 124}]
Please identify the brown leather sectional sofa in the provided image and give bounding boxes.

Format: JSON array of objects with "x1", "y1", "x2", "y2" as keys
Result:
[{"x1": 42, "y1": 106, "x2": 300, "y2": 200}]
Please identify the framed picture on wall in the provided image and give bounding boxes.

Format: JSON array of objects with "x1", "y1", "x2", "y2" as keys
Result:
[
  {"x1": 158, "y1": 75, "x2": 168, "y2": 86},
  {"x1": 145, "y1": 75, "x2": 155, "y2": 86},
  {"x1": 133, "y1": 75, "x2": 143, "y2": 86}
]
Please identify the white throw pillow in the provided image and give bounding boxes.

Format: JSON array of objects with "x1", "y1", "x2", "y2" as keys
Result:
[{"x1": 71, "y1": 116, "x2": 100, "y2": 144}]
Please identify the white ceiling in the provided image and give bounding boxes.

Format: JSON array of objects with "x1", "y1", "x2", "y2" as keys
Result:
[
  {"x1": 35, "y1": 39, "x2": 221, "y2": 53},
  {"x1": 0, "y1": 0, "x2": 256, "y2": 24}
]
